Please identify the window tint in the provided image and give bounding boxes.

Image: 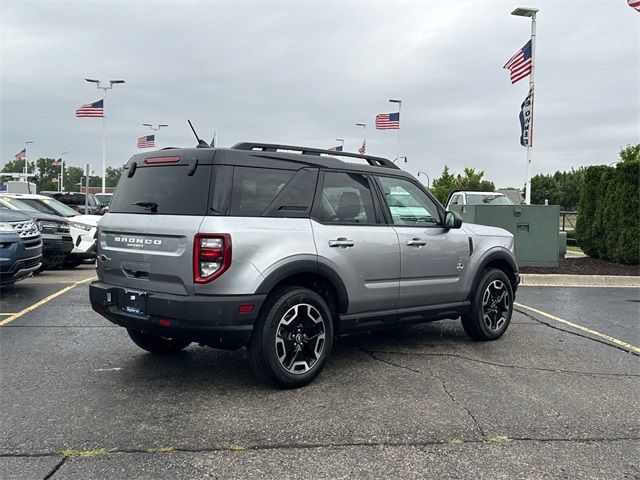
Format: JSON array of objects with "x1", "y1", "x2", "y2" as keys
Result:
[
  {"x1": 229, "y1": 167, "x2": 295, "y2": 216},
  {"x1": 53, "y1": 193, "x2": 85, "y2": 206},
  {"x1": 109, "y1": 165, "x2": 212, "y2": 215},
  {"x1": 466, "y1": 194, "x2": 512, "y2": 205},
  {"x1": 317, "y1": 172, "x2": 376, "y2": 224},
  {"x1": 378, "y1": 176, "x2": 441, "y2": 226}
]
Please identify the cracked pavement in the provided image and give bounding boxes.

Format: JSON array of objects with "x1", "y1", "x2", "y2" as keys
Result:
[{"x1": 1, "y1": 266, "x2": 639, "y2": 479}]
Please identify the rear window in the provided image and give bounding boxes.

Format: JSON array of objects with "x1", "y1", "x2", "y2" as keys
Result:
[
  {"x1": 53, "y1": 193, "x2": 85, "y2": 205},
  {"x1": 109, "y1": 165, "x2": 213, "y2": 215}
]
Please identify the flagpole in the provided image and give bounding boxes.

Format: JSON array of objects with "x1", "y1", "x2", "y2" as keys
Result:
[
  {"x1": 24, "y1": 141, "x2": 33, "y2": 175},
  {"x1": 525, "y1": 11, "x2": 537, "y2": 205},
  {"x1": 60, "y1": 152, "x2": 68, "y2": 191}
]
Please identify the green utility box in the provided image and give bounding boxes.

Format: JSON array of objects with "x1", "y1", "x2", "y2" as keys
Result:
[{"x1": 449, "y1": 204, "x2": 560, "y2": 267}]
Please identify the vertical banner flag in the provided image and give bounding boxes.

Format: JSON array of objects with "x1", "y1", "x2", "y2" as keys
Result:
[
  {"x1": 328, "y1": 145, "x2": 343, "y2": 152},
  {"x1": 358, "y1": 141, "x2": 366, "y2": 154},
  {"x1": 137, "y1": 135, "x2": 155, "y2": 148},
  {"x1": 503, "y1": 40, "x2": 532, "y2": 84},
  {"x1": 519, "y1": 87, "x2": 534, "y2": 147},
  {"x1": 75, "y1": 99, "x2": 104, "y2": 117},
  {"x1": 14, "y1": 148, "x2": 26, "y2": 160},
  {"x1": 628, "y1": 0, "x2": 640, "y2": 12},
  {"x1": 375, "y1": 112, "x2": 400, "y2": 129}
]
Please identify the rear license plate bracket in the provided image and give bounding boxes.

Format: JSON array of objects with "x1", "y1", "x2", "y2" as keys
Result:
[{"x1": 122, "y1": 289, "x2": 147, "y2": 316}]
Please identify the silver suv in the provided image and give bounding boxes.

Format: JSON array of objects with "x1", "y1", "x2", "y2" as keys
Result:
[{"x1": 90, "y1": 143, "x2": 519, "y2": 388}]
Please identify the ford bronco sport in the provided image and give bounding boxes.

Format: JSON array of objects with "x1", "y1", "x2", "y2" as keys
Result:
[{"x1": 90, "y1": 143, "x2": 519, "y2": 388}]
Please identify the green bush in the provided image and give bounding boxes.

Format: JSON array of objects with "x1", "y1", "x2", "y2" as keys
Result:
[{"x1": 576, "y1": 161, "x2": 639, "y2": 264}]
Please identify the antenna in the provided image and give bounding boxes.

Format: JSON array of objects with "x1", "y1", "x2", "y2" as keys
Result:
[{"x1": 187, "y1": 120, "x2": 210, "y2": 148}]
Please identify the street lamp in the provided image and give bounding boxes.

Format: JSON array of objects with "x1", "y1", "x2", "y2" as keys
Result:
[
  {"x1": 335, "y1": 138, "x2": 344, "y2": 151},
  {"x1": 417, "y1": 171, "x2": 430, "y2": 188},
  {"x1": 510, "y1": 7, "x2": 538, "y2": 205},
  {"x1": 143, "y1": 123, "x2": 168, "y2": 147},
  {"x1": 85, "y1": 78, "x2": 125, "y2": 193},
  {"x1": 355, "y1": 123, "x2": 366, "y2": 153},
  {"x1": 393, "y1": 156, "x2": 408, "y2": 164}
]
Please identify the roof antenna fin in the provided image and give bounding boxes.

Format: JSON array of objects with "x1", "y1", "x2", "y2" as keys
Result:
[{"x1": 187, "y1": 120, "x2": 210, "y2": 148}]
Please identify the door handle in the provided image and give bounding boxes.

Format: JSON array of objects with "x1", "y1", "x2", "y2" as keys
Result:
[
  {"x1": 329, "y1": 238, "x2": 355, "y2": 248},
  {"x1": 406, "y1": 238, "x2": 427, "y2": 247}
]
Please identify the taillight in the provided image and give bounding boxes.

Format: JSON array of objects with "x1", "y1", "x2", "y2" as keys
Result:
[{"x1": 193, "y1": 234, "x2": 231, "y2": 284}]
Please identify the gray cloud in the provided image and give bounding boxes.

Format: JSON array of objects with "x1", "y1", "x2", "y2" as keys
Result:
[{"x1": 1, "y1": 0, "x2": 638, "y2": 188}]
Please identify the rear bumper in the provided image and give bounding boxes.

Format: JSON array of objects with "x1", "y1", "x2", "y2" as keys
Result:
[{"x1": 89, "y1": 281, "x2": 266, "y2": 350}]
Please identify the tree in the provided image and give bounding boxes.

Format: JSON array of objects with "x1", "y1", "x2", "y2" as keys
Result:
[
  {"x1": 619, "y1": 144, "x2": 640, "y2": 163},
  {"x1": 64, "y1": 166, "x2": 85, "y2": 191},
  {"x1": 105, "y1": 165, "x2": 124, "y2": 187},
  {"x1": 430, "y1": 166, "x2": 457, "y2": 204},
  {"x1": 2, "y1": 158, "x2": 35, "y2": 175}
]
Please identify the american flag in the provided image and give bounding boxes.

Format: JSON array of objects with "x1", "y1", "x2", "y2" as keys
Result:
[
  {"x1": 52, "y1": 158, "x2": 62, "y2": 167},
  {"x1": 358, "y1": 141, "x2": 366, "y2": 155},
  {"x1": 503, "y1": 40, "x2": 532, "y2": 84},
  {"x1": 629, "y1": 0, "x2": 640, "y2": 12},
  {"x1": 328, "y1": 145, "x2": 343, "y2": 152},
  {"x1": 137, "y1": 135, "x2": 155, "y2": 148},
  {"x1": 14, "y1": 148, "x2": 26, "y2": 160},
  {"x1": 75, "y1": 99, "x2": 104, "y2": 117},
  {"x1": 375, "y1": 112, "x2": 400, "y2": 130}
]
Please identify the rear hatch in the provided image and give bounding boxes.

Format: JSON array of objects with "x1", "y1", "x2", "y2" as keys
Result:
[{"x1": 98, "y1": 149, "x2": 215, "y2": 295}]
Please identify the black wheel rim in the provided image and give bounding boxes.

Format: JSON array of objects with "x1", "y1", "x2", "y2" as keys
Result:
[
  {"x1": 481, "y1": 280, "x2": 510, "y2": 332},
  {"x1": 274, "y1": 303, "x2": 326, "y2": 374}
]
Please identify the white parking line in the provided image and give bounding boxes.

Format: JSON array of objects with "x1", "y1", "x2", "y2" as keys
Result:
[
  {"x1": 515, "y1": 302, "x2": 640, "y2": 355},
  {"x1": 0, "y1": 276, "x2": 96, "y2": 327}
]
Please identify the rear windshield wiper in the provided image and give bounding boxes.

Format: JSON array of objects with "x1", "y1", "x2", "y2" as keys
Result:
[{"x1": 132, "y1": 201, "x2": 158, "y2": 212}]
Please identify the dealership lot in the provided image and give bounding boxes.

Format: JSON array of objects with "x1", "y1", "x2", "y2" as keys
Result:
[{"x1": 1, "y1": 266, "x2": 638, "y2": 479}]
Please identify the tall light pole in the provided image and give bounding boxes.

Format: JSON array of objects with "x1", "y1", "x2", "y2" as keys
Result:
[
  {"x1": 417, "y1": 171, "x2": 430, "y2": 188},
  {"x1": 85, "y1": 78, "x2": 125, "y2": 193},
  {"x1": 355, "y1": 123, "x2": 366, "y2": 153},
  {"x1": 60, "y1": 151, "x2": 68, "y2": 191},
  {"x1": 511, "y1": 7, "x2": 538, "y2": 205},
  {"x1": 24, "y1": 140, "x2": 34, "y2": 175},
  {"x1": 389, "y1": 98, "x2": 402, "y2": 159},
  {"x1": 335, "y1": 138, "x2": 344, "y2": 151},
  {"x1": 142, "y1": 123, "x2": 168, "y2": 147}
]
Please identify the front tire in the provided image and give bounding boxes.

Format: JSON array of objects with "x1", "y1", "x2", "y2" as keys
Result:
[
  {"x1": 461, "y1": 268, "x2": 513, "y2": 341},
  {"x1": 127, "y1": 329, "x2": 191, "y2": 354},
  {"x1": 248, "y1": 287, "x2": 334, "y2": 389}
]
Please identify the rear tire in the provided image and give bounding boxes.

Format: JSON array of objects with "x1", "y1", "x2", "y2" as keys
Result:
[
  {"x1": 248, "y1": 287, "x2": 334, "y2": 389},
  {"x1": 461, "y1": 268, "x2": 513, "y2": 341},
  {"x1": 127, "y1": 329, "x2": 191, "y2": 354}
]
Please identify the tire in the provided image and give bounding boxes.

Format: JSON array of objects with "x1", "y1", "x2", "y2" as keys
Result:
[
  {"x1": 63, "y1": 258, "x2": 83, "y2": 269},
  {"x1": 461, "y1": 268, "x2": 513, "y2": 341},
  {"x1": 248, "y1": 287, "x2": 334, "y2": 389},
  {"x1": 127, "y1": 329, "x2": 191, "y2": 354}
]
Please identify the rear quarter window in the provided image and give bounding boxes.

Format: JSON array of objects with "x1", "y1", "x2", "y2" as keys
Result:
[
  {"x1": 109, "y1": 164, "x2": 213, "y2": 215},
  {"x1": 229, "y1": 167, "x2": 296, "y2": 216}
]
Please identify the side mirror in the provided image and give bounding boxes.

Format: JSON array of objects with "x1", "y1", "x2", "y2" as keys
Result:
[{"x1": 444, "y1": 211, "x2": 463, "y2": 229}]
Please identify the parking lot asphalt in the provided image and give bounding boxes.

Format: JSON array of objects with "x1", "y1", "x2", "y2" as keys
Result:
[{"x1": 1, "y1": 266, "x2": 639, "y2": 479}]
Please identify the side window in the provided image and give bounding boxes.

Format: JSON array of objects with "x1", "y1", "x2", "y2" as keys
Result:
[
  {"x1": 377, "y1": 176, "x2": 441, "y2": 226},
  {"x1": 229, "y1": 167, "x2": 295, "y2": 216},
  {"x1": 450, "y1": 194, "x2": 460, "y2": 205},
  {"x1": 317, "y1": 171, "x2": 377, "y2": 224}
]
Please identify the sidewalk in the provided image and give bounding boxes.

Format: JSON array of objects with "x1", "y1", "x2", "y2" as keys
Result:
[{"x1": 520, "y1": 274, "x2": 640, "y2": 288}]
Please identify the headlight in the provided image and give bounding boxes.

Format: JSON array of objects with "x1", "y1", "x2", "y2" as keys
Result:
[
  {"x1": 70, "y1": 222, "x2": 92, "y2": 231},
  {"x1": 0, "y1": 222, "x2": 14, "y2": 233}
]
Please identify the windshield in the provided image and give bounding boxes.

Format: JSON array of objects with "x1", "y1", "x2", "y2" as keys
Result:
[
  {"x1": 0, "y1": 197, "x2": 46, "y2": 213},
  {"x1": 22, "y1": 197, "x2": 80, "y2": 217},
  {"x1": 466, "y1": 194, "x2": 512, "y2": 205},
  {"x1": 95, "y1": 194, "x2": 112, "y2": 205}
]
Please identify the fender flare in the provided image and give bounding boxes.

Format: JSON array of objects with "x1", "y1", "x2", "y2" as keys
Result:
[
  {"x1": 470, "y1": 249, "x2": 519, "y2": 293},
  {"x1": 255, "y1": 260, "x2": 349, "y2": 313}
]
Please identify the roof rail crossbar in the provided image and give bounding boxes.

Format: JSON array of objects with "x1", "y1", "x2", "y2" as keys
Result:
[{"x1": 231, "y1": 142, "x2": 400, "y2": 169}]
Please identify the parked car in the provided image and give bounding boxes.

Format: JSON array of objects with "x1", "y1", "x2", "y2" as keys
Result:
[
  {"x1": 90, "y1": 143, "x2": 519, "y2": 388},
  {"x1": 0, "y1": 210, "x2": 43, "y2": 285},
  {"x1": 0, "y1": 194, "x2": 99, "y2": 268},
  {"x1": 445, "y1": 190, "x2": 514, "y2": 209},
  {"x1": 0, "y1": 197, "x2": 73, "y2": 272},
  {"x1": 39, "y1": 191, "x2": 103, "y2": 215}
]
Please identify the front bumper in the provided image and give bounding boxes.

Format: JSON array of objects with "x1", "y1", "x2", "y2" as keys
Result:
[
  {"x1": 0, "y1": 254, "x2": 42, "y2": 285},
  {"x1": 42, "y1": 235, "x2": 74, "y2": 267},
  {"x1": 89, "y1": 281, "x2": 266, "y2": 350}
]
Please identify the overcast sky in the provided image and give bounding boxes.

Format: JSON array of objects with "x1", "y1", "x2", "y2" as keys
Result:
[{"x1": 1, "y1": 0, "x2": 638, "y2": 188}]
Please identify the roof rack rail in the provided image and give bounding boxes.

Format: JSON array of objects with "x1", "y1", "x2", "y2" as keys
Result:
[{"x1": 231, "y1": 142, "x2": 400, "y2": 170}]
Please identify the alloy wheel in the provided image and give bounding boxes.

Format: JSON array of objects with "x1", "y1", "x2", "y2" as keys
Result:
[
  {"x1": 274, "y1": 303, "x2": 326, "y2": 374},
  {"x1": 481, "y1": 279, "x2": 510, "y2": 332}
]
